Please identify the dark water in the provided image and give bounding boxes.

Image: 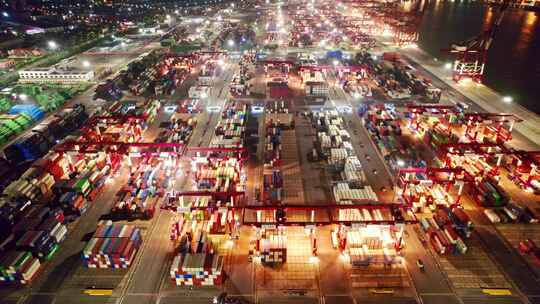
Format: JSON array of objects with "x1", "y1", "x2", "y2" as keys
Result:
[{"x1": 413, "y1": 0, "x2": 540, "y2": 114}]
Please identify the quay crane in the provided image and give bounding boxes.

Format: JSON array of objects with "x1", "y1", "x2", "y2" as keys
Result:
[{"x1": 446, "y1": 0, "x2": 510, "y2": 83}]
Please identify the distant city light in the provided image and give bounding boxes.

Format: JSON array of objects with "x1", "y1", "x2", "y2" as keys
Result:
[
  {"x1": 444, "y1": 62, "x2": 452, "y2": 70},
  {"x1": 82, "y1": 61, "x2": 91, "y2": 68},
  {"x1": 1, "y1": 12, "x2": 8, "y2": 18},
  {"x1": 227, "y1": 39, "x2": 235, "y2": 47}
]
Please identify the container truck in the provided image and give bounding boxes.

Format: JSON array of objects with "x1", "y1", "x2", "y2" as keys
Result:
[
  {"x1": 305, "y1": 81, "x2": 328, "y2": 99},
  {"x1": 188, "y1": 86, "x2": 210, "y2": 99},
  {"x1": 484, "y1": 209, "x2": 501, "y2": 223}
]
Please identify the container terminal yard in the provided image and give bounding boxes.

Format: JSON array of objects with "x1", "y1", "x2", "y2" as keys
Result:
[{"x1": 0, "y1": 1, "x2": 540, "y2": 304}]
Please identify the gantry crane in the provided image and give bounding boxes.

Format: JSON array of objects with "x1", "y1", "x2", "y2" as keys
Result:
[
  {"x1": 446, "y1": 0, "x2": 510, "y2": 83},
  {"x1": 398, "y1": 167, "x2": 475, "y2": 205}
]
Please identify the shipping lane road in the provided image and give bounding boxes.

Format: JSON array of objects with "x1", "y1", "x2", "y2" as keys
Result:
[
  {"x1": 326, "y1": 71, "x2": 394, "y2": 200},
  {"x1": 118, "y1": 210, "x2": 173, "y2": 304},
  {"x1": 403, "y1": 226, "x2": 461, "y2": 304}
]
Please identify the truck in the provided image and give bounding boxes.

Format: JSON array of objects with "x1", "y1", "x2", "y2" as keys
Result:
[
  {"x1": 188, "y1": 86, "x2": 210, "y2": 99},
  {"x1": 484, "y1": 209, "x2": 501, "y2": 223},
  {"x1": 305, "y1": 81, "x2": 328, "y2": 98}
]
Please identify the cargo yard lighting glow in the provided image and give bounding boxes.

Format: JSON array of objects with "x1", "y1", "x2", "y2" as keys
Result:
[
  {"x1": 502, "y1": 96, "x2": 513, "y2": 103},
  {"x1": 444, "y1": 62, "x2": 452, "y2": 70},
  {"x1": 2, "y1": 12, "x2": 8, "y2": 17}
]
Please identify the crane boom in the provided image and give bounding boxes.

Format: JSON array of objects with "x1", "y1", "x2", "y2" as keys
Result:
[{"x1": 447, "y1": 0, "x2": 510, "y2": 83}]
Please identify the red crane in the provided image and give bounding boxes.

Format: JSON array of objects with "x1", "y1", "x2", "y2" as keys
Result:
[
  {"x1": 447, "y1": 0, "x2": 510, "y2": 83},
  {"x1": 162, "y1": 203, "x2": 417, "y2": 226},
  {"x1": 463, "y1": 112, "x2": 522, "y2": 142},
  {"x1": 398, "y1": 167, "x2": 475, "y2": 205}
]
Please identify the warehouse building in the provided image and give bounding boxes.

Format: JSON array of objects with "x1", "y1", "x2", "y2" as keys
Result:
[{"x1": 18, "y1": 67, "x2": 94, "y2": 84}]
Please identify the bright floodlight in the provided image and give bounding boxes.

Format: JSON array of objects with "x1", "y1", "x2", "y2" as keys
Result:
[
  {"x1": 48, "y1": 41, "x2": 58, "y2": 49},
  {"x1": 502, "y1": 96, "x2": 513, "y2": 103},
  {"x1": 82, "y1": 61, "x2": 91, "y2": 68},
  {"x1": 397, "y1": 160, "x2": 405, "y2": 167},
  {"x1": 228, "y1": 39, "x2": 235, "y2": 47},
  {"x1": 309, "y1": 256, "x2": 320, "y2": 264},
  {"x1": 332, "y1": 60, "x2": 339, "y2": 66},
  {"x1": 1, "y1": 12, "x2": 8, "y2": 17},
  {"x1": 19, "y1": 94, "x2": 27, "y2": 101},
  {"x1": 353, "y1": 92, "x2": 361, "y2": 99},
  {"x1": 218, "y1": 59, "x2": 225, "y2": 66},
  {"x1": 444, "y1": 62, "x2": 452, "y2": 70}
]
